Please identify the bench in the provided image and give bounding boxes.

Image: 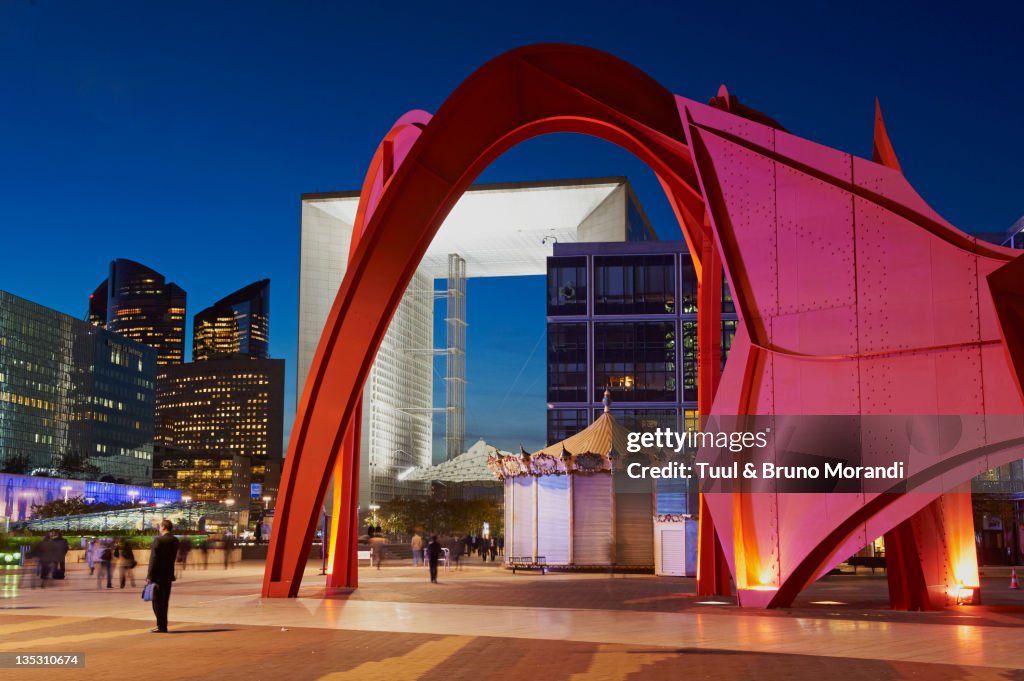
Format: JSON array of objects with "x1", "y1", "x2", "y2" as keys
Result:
[
  {"x1": 357, "y1": 549, "x2": 372, "y2": 565},
  {"x1": 508, "y1": 556, "x2": 547, "y2": 574}
]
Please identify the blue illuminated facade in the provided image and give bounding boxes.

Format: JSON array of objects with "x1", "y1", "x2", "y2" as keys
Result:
[{"x1": 1, "y1": 472, "x2": 180, "y2": 523}]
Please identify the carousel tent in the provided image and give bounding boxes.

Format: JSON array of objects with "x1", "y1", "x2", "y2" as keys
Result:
[{"x1": 488, "y1": 406, "x2": 672, "y2": 570}]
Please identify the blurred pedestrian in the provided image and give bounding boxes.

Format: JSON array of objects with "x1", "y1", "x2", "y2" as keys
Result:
[
  {"x1": 199, "y1": 539, "x2": 209, "y2": 569},
  {"x1": 176, "y1": 537, "x2": 192, "y2": 577},
  {"x1": 33, "y1": 533, "x2": 57, "y2": 588},
  {"x1": 115, "y1": 540, "x2": 137, "y2": 589},
  {"x1": 222, "y1": 534, "x2": 234, "y2": 569},
  {"x1": 410, "y1": 529, "x2": 424, "y2": 567},
  {"x1": 96, "y1": 540, "x2": 113, "y2": 589},
  {"x1": 147, "y1": 519, "x2": 180, "y2": 633},
  {"x1": 52, "y1": 531, "x2": 69, "y2": 580},
  {"x1": 427, "y1": 535, "x2": 442, "y2": 583},
  {"x1": 479, "y1": 537, "x2": 490, "y2": 562},
  {"x1": 368, "y1": 529, "x2": 386, "y2": 570},
  {"x1": 85, "y1": 538, "x2": 99, "y2": 575},
  {"x1": 450, "y1": 536, "x2": 464, "y2": 570}
]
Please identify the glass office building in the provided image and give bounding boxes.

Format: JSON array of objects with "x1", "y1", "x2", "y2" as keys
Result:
[
  {"x1": 547, "y1": 241, "x2": 738, "y2": 439},
  {"x1": 546, "y1": 241, "x2": 738, "y2": 514},
  {"x1": 90, "y1": 259, "x2": 187, "y2": 365},
  {"x1": 193, "y1": 279, "x2": 270, "y2": 361},
  {"x1": 0, "y1": 290, "x2": 156, "y2": 484}
]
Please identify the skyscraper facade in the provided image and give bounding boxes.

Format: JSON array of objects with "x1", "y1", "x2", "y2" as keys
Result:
[
  {"x1": 0, "y1": 290, "x2": 156, "y2": 484},
  {"x1": 193, "y1": 279, "x2": 270, "y2": 361},
  {"x1": 546, "y1": 240, "x2": 739, "y2": 513},
  {"x1": 91, "y1": 259, "x2": 187, "y2": 365},
  {"x1": 87, "y1": 280, "x2": 108, "y2": 328},
  {"x1": 154, "y1": 358, "x2": 284, "y2": 507}
]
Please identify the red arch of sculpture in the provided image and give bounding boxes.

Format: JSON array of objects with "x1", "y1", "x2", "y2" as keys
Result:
[{"x1": 263, "y1": 44, "x2": 1024, "y2": 609}]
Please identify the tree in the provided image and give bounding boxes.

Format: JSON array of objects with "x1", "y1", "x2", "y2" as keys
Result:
[
  {"x1": 376, "y1": 497, "x2": 503, "y2": 537},
  {"x1": 54, "y1": 449, "x2": 100, "y2": 479},
  {"x1": 31, "y1": 495, "x2": 136, "y2": 519},
  {"x1": 1, "y1": 452, "x2": 31, "y2": 475}
]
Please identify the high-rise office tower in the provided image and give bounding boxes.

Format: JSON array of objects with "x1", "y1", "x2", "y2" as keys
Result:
[
  {"x1": 90, "y1": 259, "x2": 187, "y2": 365},
  {"x1": 87, "y1": 280, "x2": 108, "y2": 328},
  {"x1": 154, "y1": 358, "x2": 284, "y2": 507},
  {"x1": 193, "y1": 279, "x2": 270, "y2": 361}
]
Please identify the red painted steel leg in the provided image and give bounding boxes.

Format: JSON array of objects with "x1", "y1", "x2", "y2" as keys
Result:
[
  {"x1": 696, "y1": 227, "x2": 729, "y2": 596},
  {"x1": 325, "y1": 399, "x2": 361, "y2": 589},
  {"x1": 885, "y1": 484, "x2": 979, "y2": 610}
]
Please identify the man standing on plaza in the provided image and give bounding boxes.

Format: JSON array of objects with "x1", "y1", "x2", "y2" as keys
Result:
[
  {"x1": 147, "y1": 519, "x2": 180, "y2": 633},
  {"x1": 427, "y1": 535, "x2": 442, "y2": 584}
]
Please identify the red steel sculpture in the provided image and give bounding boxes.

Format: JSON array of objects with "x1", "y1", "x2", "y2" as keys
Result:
[{"x1": 263, "y1": 44, "x2": 1024, "y2": 609}]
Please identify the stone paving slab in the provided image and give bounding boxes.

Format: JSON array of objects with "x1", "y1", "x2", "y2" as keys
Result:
[
  {"x1": 0, "y1": 614, "x2": 1020, "y2": 681},
  {"x1": 4, "y1": 561, "x2": 1024, "y2": 676}
]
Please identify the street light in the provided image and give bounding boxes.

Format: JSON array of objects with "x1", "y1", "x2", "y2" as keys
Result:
[
  {"x1": 127, "y1": 489, "x2": 139, "y2": 505},
  {"x1": 368, "y1": 503, "x2": 380, "y2": 527},
  {"x1": 262, "y1": 495, "x2": 271, "y2": 509},
  {"x1": 60, "y1": 485, "x2": 73, "y2": 502}
]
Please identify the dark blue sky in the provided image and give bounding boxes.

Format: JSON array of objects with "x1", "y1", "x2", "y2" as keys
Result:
[{"x1": 2, "y1": 1, "x2": 1022, "y2": 457}]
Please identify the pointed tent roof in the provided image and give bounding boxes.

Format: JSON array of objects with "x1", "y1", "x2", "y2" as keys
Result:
[
  {"x1": 401, "y1": 439, "x2": 512, "y2": 483},
  {"x1": 530, "y1": 411, "x2": 633, "y2": 459}
]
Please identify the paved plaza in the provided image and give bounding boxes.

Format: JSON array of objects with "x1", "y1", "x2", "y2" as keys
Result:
[{"x1": 2, "y1": 559, "x2": 1023, "y2": 680}]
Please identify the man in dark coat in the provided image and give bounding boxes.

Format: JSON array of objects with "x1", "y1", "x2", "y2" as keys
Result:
[
  {"x1": 427, "y1": 535, "x2": 442, "y2": 584},
  {"x1": 52, "y1": 531, "x2": 70, "y2": 579},
  {"x1": 147, "y1": 519, "x2": 180, "y2": 633}
]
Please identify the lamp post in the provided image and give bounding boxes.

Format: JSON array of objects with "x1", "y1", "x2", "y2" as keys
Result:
[
  {"x1": 262, "y1": 495, "x2": 271, "y2": 510},
  {"x1": 60, "y1": 485, "x2": 73, "y2": 503},
  {"x1": 368, "y1": 503, "x2": 380, "y2": 528}
]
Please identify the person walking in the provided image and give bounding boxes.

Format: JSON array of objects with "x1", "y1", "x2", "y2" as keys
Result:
[
  {"x1": 450, "y1": 535, "x2": 464, "y2": 571},
  {"x1": 116, "y1": 540, "x2": 137, "y2": 589},
  {"x1": 410, "y1": 530, "x2": 424, "y2": 567},
  {"x1": 176, "y1": 537, "x2": 192, "y2": 577},
  {"x1": 96, "y1": 541, "x2": 113, "y2": 589},
  {"x1": 33, "y1": 533, "x2": 56, "y2": 588},
  {"x1": 147, "y1": 519, "x2": 180, "y2": 633},
  {"x1": 222, "y1": 534, "x2": 234, "y2": 570},
  {"x1": 368, "y1": 530, "x2": 386, "y2": 570},
  {"x1": 427, "y1": 535, "x2": 442, "y2": 583},
  {"x1": 86, "y1": 538, "x2": 98, "y2": 575},
  {"x1": 52, "y1": 531, "x2": 69, "y2": 580}
]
